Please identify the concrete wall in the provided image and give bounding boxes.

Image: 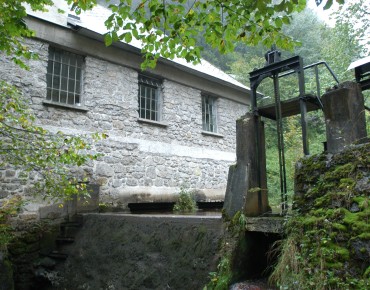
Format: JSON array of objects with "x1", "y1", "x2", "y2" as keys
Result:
[
  {"x1": 0, "y1": 22, "x2": 249, "y2": 211},
  {"x1": 53, "y1": 214, "x2": 223, "y2": 290}
]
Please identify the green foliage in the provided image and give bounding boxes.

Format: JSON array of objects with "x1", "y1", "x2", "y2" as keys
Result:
[
  {"x1": 205, "y1": 257, "x2": 232, "y2": 290},
  {"x1": 102, "y1": 0, "x2": 310, "y2": 69},
  {"x1": 204, "y1": 211, "x2": 248, "y2": 290},
  {"x1": 0, "y1": 0, "x2": 54, "y2": 68},
  {"x1": 1, "y1": 1, "x2": 346, "y2": 69},
  {"x1": 0, "y1": 0, "x2": 96, "y2": 68},
  {"x1": 228, "y1": 5, "x2": 367, "y2": 209},
  {"x1": 0, "y1": 195, "x2": 23, "y2": 249},
  {"x1": 173, "y1": 187, "x2": 197, "y2": 213},
  {"x1": 229, "y1": 210, "x2": 247, "y2": 234},
  {"x1": 0, "y1": 81, "x2": 106, "y2": 201},
  {"x1": 270, "y1": 144, "x2": 370, "y2": 289}
]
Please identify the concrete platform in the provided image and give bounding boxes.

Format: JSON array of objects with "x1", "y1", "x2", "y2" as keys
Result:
[{"x1": 245, "y1": 217, "x2": 285, "y2": 233}]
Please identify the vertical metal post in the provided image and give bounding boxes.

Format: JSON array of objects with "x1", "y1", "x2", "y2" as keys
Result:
[
  {"x1": 251, "y1": 83, "x2": 262, "y2": 214},
  {"x1": 314, "y1": 65, "x2": 321, "y2": 98},
  {"x1": 273, "y1": 74, "x2": 288, "y2": 214},
  {"x1": 298, "y1": 58, "x2": 309, "y2": 155}
]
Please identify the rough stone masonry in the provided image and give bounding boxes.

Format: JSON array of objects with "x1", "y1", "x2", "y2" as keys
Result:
[{"x1": 0, "y1": 35, "x2": 248, "y2": 213}]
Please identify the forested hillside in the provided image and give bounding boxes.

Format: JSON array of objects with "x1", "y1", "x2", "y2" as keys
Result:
[{"x1": 200, "y1": 1, "x2": 370, "y2": 208}]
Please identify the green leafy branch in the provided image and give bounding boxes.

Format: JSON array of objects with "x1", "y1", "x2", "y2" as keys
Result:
[
  {"x1": 102, "y1": 0, "x2": 309, "y2": 69},
  {"x1": 0, "y1": 81, "x2": 107, "y2": 201},
  {"x1": 2, "y1": 0, "x2": 345, "y2": 69}
]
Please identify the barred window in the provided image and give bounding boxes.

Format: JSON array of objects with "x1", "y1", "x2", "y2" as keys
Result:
[
  {"x1": 138, "y1": 74, "x2": 162, "y2": 121},
  {"x1": 202, "y1": 95, "x2": 218, "y2": 133},
  {"x1": 46, "y1": 47, "x2": 84, "y2": 106}
]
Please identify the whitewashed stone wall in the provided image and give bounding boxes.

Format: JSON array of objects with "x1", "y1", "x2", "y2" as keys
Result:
[{"x1": 0, "y1": 38, "x2": 248, "y2": 208}]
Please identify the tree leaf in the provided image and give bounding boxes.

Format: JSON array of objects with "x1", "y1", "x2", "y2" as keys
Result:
[{"x1": 104, "y1": 33, "x2": 113, "y2": 46}]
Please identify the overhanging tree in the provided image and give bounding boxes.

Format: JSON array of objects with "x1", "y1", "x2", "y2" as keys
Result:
[
  {"x1": 0, "y1": 81, "x2": 106, "y2": 201},
  {"x1": 1, "y1": 0, "x2": 345, "y2": 69}
]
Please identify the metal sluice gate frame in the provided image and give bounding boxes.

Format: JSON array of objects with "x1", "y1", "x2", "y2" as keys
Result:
[{"x1": 249, "y1": 48, "x2": 339, "y2": 215}]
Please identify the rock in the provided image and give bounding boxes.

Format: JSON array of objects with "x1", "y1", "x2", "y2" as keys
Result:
[
  {"x1": 349, "y1": 202, "x2": 360, "y2": 213},
  {"x1": 230, "y1": 279, "x2": 277, "y2": 290},
  {"x1": 95, "y1": 163, "x2": 114, "y2": 177},
  {"x1": 355, "y1": 176, "x2": 370, "y2": 194},
  {"x1": 37, "y1": 257, "x2": 56, "y2": 269},
  {"x1": 350, "y1": 238, "x2": 370, "y2": 262}
]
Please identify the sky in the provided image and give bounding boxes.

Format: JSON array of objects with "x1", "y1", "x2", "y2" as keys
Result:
[{"x1": 307, "y1": 0, "x2": 339, "y2": 26}]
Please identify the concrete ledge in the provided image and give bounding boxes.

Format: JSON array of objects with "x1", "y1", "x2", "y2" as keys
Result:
[{"x1": 245, "y1": 217, "x2": 284, "y2": 233}]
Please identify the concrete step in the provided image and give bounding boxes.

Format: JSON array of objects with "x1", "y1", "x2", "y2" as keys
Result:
[
  {"x1": 46, "y1": 251, "x2": 68, "y2": 260},
  {"x1": 60, "y1": 221, "x2": 81, "y2": 228},
  {"x1": 56, "y1": 237, "x2": 75, "y2": 244}
]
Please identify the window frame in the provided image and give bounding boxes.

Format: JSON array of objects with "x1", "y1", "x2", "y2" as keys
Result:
[
  {"x1": 138, "y1": 74, "x2": 162, "y2": 122},
  {"x1": 46, "y1": 47, "x2": 84, "y2": 107},
  {"x1": 202, "y1": 94, "x2": 218, "y2": 133}
]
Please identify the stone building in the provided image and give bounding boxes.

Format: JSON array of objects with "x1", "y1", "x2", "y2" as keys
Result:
[{"x1": 0, "y1": 2, "x2": 250, "y2": 212}]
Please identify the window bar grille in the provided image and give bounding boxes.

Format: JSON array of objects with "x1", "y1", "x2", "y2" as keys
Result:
[
  {"x1": 58, "y1": 54, "x2": 62, "y2": 103},
  {"x1": 47, "y1": 48, "x2": 83, "y2": 105},
  {"x1": 202, "y1": 96, "x2": 217, "y2": 132},
  {"x1": 138, "y1": 75, "x2": 160, "y2": 121}
]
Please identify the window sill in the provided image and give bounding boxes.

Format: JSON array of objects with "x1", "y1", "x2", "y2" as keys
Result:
[
  {"x1": 201, "y1": 131, "x2": 224, "y2": 138},
  {"x1": 43, "y1": 100, "x2": 89, "y2": 112},
  {"x1": 137, "y1": 118, "x2": 168, "y2": 127}
]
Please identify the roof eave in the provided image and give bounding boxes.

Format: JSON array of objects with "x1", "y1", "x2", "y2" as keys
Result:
[{"x1": 70, "y1": 24, "x2": 250, "y2": 94}]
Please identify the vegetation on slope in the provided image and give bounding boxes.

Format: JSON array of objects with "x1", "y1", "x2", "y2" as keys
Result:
[{"x1": 270, "y1": 143, "x2": 370, "y2": 289}]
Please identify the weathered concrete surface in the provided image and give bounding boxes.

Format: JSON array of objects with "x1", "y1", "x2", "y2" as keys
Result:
[
  {"x1": 224, "y1": 113, "x2": 269, "y2": 217},
  {"x1": 54, "y1": 214, "x2": 224, "y2": 290},
  {"x1": 37, "y1": 184, "x2": 100, "y2": 220},
  {"x1": 245, "y1": 217, "x2": 284, "y2": 234},
  {"x1": 322, "y1": 81, "x2": 367, "y2": 153}
]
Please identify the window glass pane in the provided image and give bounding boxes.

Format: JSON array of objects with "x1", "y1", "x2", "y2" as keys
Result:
[
  {"x1": 76, "y1": 57, "x2": 83, "y2": 68},
  {"x1": 67, "y1": 78, "x2": 75, "y2": 91},
  {"x1": 52, "y1": 76, "x2": 60, "y2": 89},
  {"x1": 151, "y1": 98, "x2": 156, "y2": 112},
  {"x1": 69, "y1": 66, "x2": 76, "y2": 78},
  {"x1": 75, "y1": 80, "x2": 81, "y2": 94},
  {"x1": 53, "y1": 62, "x2": 61, "y2": 75},
  {"x1": 67, "y1": 93, "x2": 75, "y2": 105},
  {"x1": 46, "y1": 88, "x2": 52, "y2": 100},
  {"x1": 61, "y1": 64, "x2": 68, "y2": 78},
  {"x1": 140, "y1": 94, "x2": 145, "y2": 107},
  {"x1": 52, "y1": 90, "x2": 59, "y2": 102},
  {"x1": 47, "y1": 62, "x2": 53, "y2": 74},
  {"x1": 53, "y1": 50, "x2": 61, "y2": 63},
  {"x1": 61, "y1": 77, "x2": 68, "y2": 92},
  {"x1": 68, "y1": 53, "x2": 76, "y2": 66},
  {"x1": 46, "y1": 74, "x2": 52, "y2": 88},
  {"x1": 202, "y1": 95, "x2": 217, "y2": 132},
  {"x1": 59, "y1": 91, "x2": 67, "y2": 104},
  {"x1": 76, "y1": 67, "x2": 82, "y2": 78},
  {"x1": 61, "y1": 53, "x2": 69, "y2": 65}
]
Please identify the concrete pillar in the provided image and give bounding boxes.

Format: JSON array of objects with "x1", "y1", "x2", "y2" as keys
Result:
[
  {"x1": 223, "y1": 113, "x2": 269, "y2": 217},
  {"x1": 322, "y1": 81, "x2": 367, "y2": 153}
]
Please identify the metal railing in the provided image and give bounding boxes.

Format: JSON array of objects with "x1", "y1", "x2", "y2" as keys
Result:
[{"x1": 279, "y1": 61, "x2": 340, "y2": 103}]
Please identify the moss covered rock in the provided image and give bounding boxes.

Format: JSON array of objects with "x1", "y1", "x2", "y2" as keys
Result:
[{"x1": 271, "y1": 143, "x2": 370, "y2": 289}]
